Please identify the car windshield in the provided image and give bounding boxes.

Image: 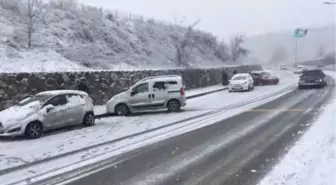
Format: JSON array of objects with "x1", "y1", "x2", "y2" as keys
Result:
[
  {"x1": 17, "y1": 95, "x2": 52, "y2": 106},
  {"x1": 232, "y1": 76, "x2": 247, "y2": 80}
]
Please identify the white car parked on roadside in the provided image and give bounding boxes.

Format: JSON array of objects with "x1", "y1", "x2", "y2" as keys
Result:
[
  {"x1": 229, "y1": 73, "x2": 254, "y2": 92},
  {"x1": 0, "y1": 90, "x2": 94, "y2": 139},
  {"x1": 106, "y1": 75, "x2": 186, "y2": 116}
]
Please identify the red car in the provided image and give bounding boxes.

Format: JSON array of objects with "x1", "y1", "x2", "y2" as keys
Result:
[{"x1": 250, "y1": 71, "x2": 279, "y2": 85}]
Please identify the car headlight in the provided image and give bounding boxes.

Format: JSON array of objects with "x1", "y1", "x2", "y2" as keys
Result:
[
  {"x1": 318, "y1": 79, "x2": 323, "y2": 82},
  {"x1": 243, "y1": 81, "x2": 247, "y2": 84}
]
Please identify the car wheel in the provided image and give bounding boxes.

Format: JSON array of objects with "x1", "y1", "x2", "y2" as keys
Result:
[
  {"x1": 25, "y1": 121, "x2": 43, "y2": 139},
  {"x1": 115, "y1": 104, "x2": 129, "y2": 116},
  {"x1": 83, "y1": 112, "x2": 95, "y2": 126},
  {"x1": 167, "y1": 100, "x2": 181, "y2": 112},
  {"x1": 247, "y1": 85, "x2": 251, "y2": 91}
]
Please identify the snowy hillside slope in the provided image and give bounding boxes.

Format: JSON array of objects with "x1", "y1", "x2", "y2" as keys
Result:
[{"x1": 0, "y1": 1, "x2": 229, "y2": 72}]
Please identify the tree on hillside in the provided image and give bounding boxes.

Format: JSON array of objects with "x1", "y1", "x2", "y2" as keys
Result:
[
  {"x1": 214, "y1": 41, "x2": 230, "y2": 62},
  {"x1": 229, "y1": 34, "x2": 249, "y2": 62},
  {"x1": 270, "y1": 46, "x2": 287, "y2": 63},
  {"x1": 175, "y1": 18, "x2": 201, "y2": 67},
  {"x1": 49, "y1": 0, "x2": 78, "y2": 12},
  {"x1": 22, "y1": 0, "x2": 48, "y2": 48}
]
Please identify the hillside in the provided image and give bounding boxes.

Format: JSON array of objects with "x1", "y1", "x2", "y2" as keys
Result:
[
  {"x1": 0, "y1": 0, "x2": 230, "y2": 72},
  {"x1": 244, "y1": 24, "x2": 336, "y2": 64}
]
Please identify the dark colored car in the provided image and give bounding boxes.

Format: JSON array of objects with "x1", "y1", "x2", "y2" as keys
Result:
[
  {"x1": 298, "y1": 69, "x2": 327, "y2": 89},
  {"x1": 251, "y1": 71, "x2": 279, "y2": 86}
]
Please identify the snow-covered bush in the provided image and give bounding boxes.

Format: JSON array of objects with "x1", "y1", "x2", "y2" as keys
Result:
[{"x1": 0, "y1": 0, "x2": 22, "y2": 15}]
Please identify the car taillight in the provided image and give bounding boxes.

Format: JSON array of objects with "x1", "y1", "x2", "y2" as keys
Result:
[{"x1": 180, "y1": 87, "x2": 185, "y2": 96}]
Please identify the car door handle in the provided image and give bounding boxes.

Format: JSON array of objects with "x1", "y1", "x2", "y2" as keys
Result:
[
  {"x1": 148, "y1": 94, "x2": 151, "y2": 99},
  {"x1": 152, "y1": 94, "x2": 155, "y2": 99}
]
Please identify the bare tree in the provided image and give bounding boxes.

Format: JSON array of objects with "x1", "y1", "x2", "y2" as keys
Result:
[
  {"x1": 175, "y1": 18, "x2": 200, "y2": 67},
  {"x1": 0, "y1": 0, "x2": 22, "y2": 15},
  {"x1": 270, "y1": 46, "x2": 287, "y2": 63},
  {"x1": 214, "y1": 41, "x2": 229, "y2": 62},
  {"x1": 22, "y1": 0, "x2": 48, "y2": 48},
  {"x1": 229, "y1": 34, "x2": 249, "y2": 62}
]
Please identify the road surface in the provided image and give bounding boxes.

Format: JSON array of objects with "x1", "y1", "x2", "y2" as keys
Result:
[{"x1": 64, "y1": 77, "x2": 334, "y2": 185}]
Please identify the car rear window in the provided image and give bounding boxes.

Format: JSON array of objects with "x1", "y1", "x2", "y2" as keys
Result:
[
  {"x1": 251, "y1": 73, "x2": 262, "y2": 77},
  {"x1": 302, "y1": 70, "x2": 323, "y2": 76},
  {"x1": 260, "y1": 72, "x2": 271, "y2": 77},
  {"x1": 232, "y1": 76, "x2": 247, "y2": 80}
]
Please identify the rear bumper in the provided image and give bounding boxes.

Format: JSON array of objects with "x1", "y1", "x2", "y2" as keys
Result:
[
  {"x1": 229, "y1": 84, "x2": 249, "y2": 91},
  {"x1": 180, "y1": 97, "x2": 187, "y2": 107},
  {"x1": 299, "y1": 81, "x2": 324, "y2": 86},
  {"x1": 298, "y1": 82, "x2": 325, "y2": 87}
]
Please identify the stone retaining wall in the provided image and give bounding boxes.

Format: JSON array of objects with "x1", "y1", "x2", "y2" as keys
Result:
[{"x1": 0, "y1": 65, "x2": 262, "y2": 109}]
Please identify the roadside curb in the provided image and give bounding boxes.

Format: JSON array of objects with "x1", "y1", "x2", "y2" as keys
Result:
[
  {"x1": 94, "y1": 86, "x2": 228, "y2": 119},
  {"x1": 186, "y1": 87, "x2": 228, "y2": 100}
]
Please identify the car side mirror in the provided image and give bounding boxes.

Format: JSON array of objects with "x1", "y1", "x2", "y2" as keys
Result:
[
  {"x1": 130, "y1": 89, "x2": 137, "y2": 96},
  {"x1": 44, "y1": 104, "x2": 54, "y2": 113}
]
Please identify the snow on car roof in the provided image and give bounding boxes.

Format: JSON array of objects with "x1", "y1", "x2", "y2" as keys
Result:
[
  {"x1": 138, "y1": 75, "x2": 182, "y2": 83},
  {"x1": 251, "y1": 71, "x2": 263, "y2": 73},
  {"x1": 36, "y1": 90, "x2": 88, "y2": 96},
  {"x1": 233, "y1": 73, "x2": 250, "y2": 77}
]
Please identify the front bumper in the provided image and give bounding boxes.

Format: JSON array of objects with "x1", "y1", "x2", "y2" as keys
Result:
[{"x1": 0, "y1": 125, "x2": 25, "y2": 137}]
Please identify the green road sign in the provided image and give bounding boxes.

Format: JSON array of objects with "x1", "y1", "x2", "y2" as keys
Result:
[{"x1": 293, "y1": 28, "x2": 308, "y2": 37}]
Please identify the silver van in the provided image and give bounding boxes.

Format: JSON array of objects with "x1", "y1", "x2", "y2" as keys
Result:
[{"x1": 106, "y1": 75, "x2": 186, "y2": 116}]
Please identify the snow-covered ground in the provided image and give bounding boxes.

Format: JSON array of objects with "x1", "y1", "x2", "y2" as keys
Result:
[
  {"x1": 257, "y1": 70, "x2": 335, "y2": 185},
  {"x1": 0, "y1": 70, "x2": 297, "y2": 173}
]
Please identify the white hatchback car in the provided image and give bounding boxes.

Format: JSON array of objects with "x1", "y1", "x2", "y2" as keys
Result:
[
  {"x1": 106, "y1": 75, "x2": 186, "y2": 116},
  {"x1": 229, "y1": 73, "x2": 254, "y2": 92},
  {"x1": 0, "y1": 90, "x2": 94, "y2": 138}
]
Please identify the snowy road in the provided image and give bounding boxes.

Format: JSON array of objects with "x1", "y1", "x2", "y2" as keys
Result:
[
  {"x1": 61, "y1": 74, "x2": 334, "y2": 185},
  {"x1": 0, "y1": 70, "x2": 296, "y2": 173},
  {"x1": 0, "y1": 70, "x2": 303, "y2": 185},
  {"x1": 257, "y1": 70, "x2": 336, "y2": 185}
]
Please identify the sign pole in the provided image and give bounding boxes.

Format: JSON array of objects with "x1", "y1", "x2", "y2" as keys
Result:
[
  {"x1": 293, "y1": 28, "x2": 308, "y2": 67},
  {"x1": 295, "y1": 38, "x2": 298, "y2": 66}
]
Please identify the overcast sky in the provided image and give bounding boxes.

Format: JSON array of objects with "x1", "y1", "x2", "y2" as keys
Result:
[{"x1": 80, "y1": 0, "x2": 335, "y2": 38}]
